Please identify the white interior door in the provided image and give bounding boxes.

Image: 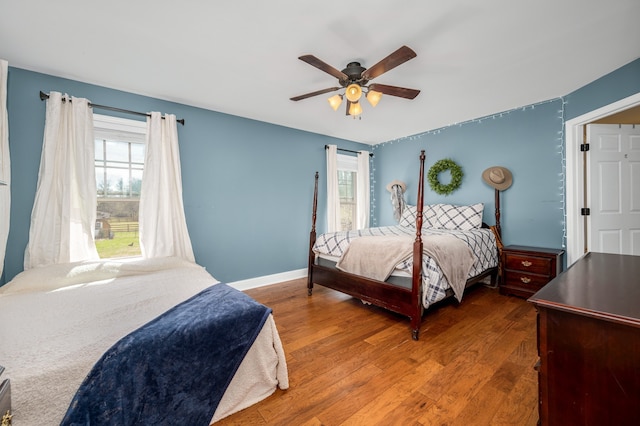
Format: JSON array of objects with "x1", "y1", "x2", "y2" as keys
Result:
[{"x1": 587, "y1": 124, "x2": 640, "y2": 255}]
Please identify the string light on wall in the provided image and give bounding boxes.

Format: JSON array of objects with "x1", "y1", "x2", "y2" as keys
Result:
[
  {"x1": 370, "y1": 98, "x2": 566, "y2": 229},
  {"x1": 371, "y1": 159, "x2": 377, "y2": 226},
  {"x1": 557, "y1": 97, "x2": 567, "y2": 247},
  {"x1": 376, "y1": 98, "x2": 561, "y2": 146}
]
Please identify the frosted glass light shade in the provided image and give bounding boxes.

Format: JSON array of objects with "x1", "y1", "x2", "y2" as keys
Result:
[
  {"x1": 348, "y1": 101, "x2": 362, "y2": 116},
  {"x1": 345, "y1": 84, "x2": 362, "y2": 102},
  {"x1": 366, "y1": 90, "x2": 382, "y2": 107},
  {"x1": 328, "y1": 94, "x2": 343, "y2": 111}
]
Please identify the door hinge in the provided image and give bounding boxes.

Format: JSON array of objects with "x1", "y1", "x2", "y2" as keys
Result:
[
  {"x1": 580, "y1": 143, "x2": 590, "y2": 152},
  {"x1": 581, "y1": 208, "x2": 590, "y2": 216}
]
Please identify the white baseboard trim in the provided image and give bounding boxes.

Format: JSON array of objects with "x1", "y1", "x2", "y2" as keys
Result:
[{"x1": 228, "y1": 268, "x2": 307, "y2": 291}]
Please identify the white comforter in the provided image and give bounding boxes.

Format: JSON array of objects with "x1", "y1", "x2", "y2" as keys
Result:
[{"x1": 0, "y1": 257, "x2": 288, "y2": 425}]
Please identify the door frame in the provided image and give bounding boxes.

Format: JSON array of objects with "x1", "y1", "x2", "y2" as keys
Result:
[{"x1": 565, "y1": 92, "x2": 640, "y2": 265}]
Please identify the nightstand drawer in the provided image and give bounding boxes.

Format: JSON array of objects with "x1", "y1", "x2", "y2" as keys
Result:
[
  {"x1": 504, "y1": 253, "x2": 553, "y2": 276},
  {"x1": 503, "y1": 270, "x2": 551, "y2": 292},
  {"x1": 500, "y1": 245, "x2": 564, "y2": 299}
]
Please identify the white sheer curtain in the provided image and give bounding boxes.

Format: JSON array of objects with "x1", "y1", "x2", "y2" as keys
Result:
[
  {"x1": 356, "y1": 150, "x2": 370, "y2": 229},
  {"x1": 24, "y1": 92, "x2": 99, "y2": 269},
  {"x1": 326, "y1": 144, "x2": 341, "y2": 232},
  {"x1": 139, "y1": 112, "x2": 194, "y2": 261},
  {"x1": 0, "y1": 59, "x2": 10, "y2": 279}
]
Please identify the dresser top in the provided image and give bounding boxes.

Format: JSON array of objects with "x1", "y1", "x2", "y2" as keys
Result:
[{"x1": 528, "y1": 252, "x2": 640, "y2": 326}]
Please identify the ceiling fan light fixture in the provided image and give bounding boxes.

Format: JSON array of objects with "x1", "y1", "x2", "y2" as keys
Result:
[
  {"x1": 291, "y1": 46, "x2": 419, "y2": 119},
  {"x1": 348, "y1": 101, "x2": 363, "y2": 116},
  {"x1": 328, "y1": 94, "x2": 343, "y2": 111},
  {"x1": 366, "y1": 90, "x2": 382, "y2": 107},
  {"x1": 345, "y1": 83, "x2": 362, "y2": 102}
]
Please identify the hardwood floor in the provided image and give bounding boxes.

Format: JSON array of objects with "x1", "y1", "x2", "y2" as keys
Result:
[{"x1": 217, "y1": 279, "x2": 540, "y2": 425}]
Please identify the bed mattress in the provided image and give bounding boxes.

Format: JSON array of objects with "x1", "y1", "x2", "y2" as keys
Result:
[
  {"x1": 313, "y1": 225, "x2": 498, "y2": 307},
  {"x1": 0, "y1": 257, "x2": 288, "y2": 425}
]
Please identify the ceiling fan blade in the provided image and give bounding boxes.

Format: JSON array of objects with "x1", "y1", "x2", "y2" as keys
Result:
[
  {"x1": 369, "y1": 83, "x2": 420, "y2": 99},
  {"x1": 345, "y1": 99, "x2": 351, "y2": 116},
  {"x1": 290, "y1": 87, "x2": 341, "y2": 101},
  {"x1": 298, "y1": 55, "x2": 348, "y2": 81},
  {"x1": 362, "y1": 46, "x2": 417, "y2": 80}
]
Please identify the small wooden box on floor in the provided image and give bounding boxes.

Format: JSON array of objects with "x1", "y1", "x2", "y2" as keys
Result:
[
  {"x1": 529, "y1": 252, "x2": 640, "y2": 425},
  {"x1": 500, "y1": 245, "x2": 564, "y2": 298}
]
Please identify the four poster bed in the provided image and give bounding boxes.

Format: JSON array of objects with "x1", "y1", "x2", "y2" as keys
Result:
[
  {"x1": 307, "y1": 150, "x2": 500, "y2": 340},
  {"x1": 0, "y1": 257, "x2": 288, "y2": 425}
]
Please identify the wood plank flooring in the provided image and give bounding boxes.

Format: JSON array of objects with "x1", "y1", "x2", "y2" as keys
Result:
[{"x1": 216, "y1": 279, "x2": 539, "y2": 425}]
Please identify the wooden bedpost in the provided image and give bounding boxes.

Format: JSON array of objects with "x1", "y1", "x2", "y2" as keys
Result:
[
  {"x1": 307, "y1": 172, "x2": 319, "y2": 296},
  {"x1": 492, "y1": 187, "x2": 502, "y2": 286},
  {"x1": 494, "y1": 188, "x2": 501, "y2": 238},
  {"x1": 410, "y1": 150, "x2": 426, "y2": 340}
]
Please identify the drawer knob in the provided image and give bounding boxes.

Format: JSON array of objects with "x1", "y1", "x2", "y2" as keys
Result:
[
  {"x1": 521, "y1": 260, "x2": 532, "y2": 267},
  {"x1": 520, "y1": 276, "x2": 532, "y2": 284}
]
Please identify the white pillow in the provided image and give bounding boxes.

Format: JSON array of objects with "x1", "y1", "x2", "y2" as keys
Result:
[
  {"x1": 398, "y1": 204, "x2": 441, "y2": 228},
  {"x1": 436, "y1": 203, "x2": 484, "y2": 230}
]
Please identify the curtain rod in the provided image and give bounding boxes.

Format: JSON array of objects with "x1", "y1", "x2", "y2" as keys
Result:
[
  {"x1": 324, "y1": 144, "x2": 374, "y2": 157},
  {"x1": 39, "y1": 91, "x2": 185, "y2": 125}
]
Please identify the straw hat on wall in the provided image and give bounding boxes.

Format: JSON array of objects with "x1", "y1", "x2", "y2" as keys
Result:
[
  {"x1": 482, "y1": 166, "x2": 513, "y2": 191},
  {"x1": 386, "y1": 179, "x2": 407, "y2": 193}
]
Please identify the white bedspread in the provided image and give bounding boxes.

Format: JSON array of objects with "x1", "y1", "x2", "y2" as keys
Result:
[{"x1": 0, "y1": 257, "x2": 288, "y2": 425}]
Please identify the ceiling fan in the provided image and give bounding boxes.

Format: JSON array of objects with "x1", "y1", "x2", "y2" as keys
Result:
[{"x1": 290, "y1": 45, "x2": 420, "y2": 117}]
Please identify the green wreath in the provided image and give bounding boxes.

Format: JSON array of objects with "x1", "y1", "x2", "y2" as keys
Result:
[{"x1": 428, "y1": 158, "x2": 463, "y2": 195}]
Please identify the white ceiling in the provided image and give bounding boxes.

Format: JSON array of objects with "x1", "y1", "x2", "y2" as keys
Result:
[{"x1": 1, "y1": 0, "x2": 639, "y2": 145}]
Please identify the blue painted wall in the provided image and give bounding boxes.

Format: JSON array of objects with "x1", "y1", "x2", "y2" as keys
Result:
[
  {"x1": 372, "y1": 57, "x2": 640, "y2": 251},
  {"x1": 371, "y1": 100, "x2": 565, "y2": 248},
  {"x1": 3, "y1": 67, "x2": 365, "y2": 283},
  {"x1": 564, "y1": 58, "x2": 640, "y2": 120},
  {"x1": 3, "y1": 57, "x2": 639, "y2": 284}
]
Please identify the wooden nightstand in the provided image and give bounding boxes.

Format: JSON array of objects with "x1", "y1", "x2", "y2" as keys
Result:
[{"x1": 500, "y1": 245, "x2": 564, "y2": 298}]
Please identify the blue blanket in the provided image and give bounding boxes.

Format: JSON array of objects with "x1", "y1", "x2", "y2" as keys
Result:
[{"x1": 61, "y1": 283, "x2": 272, "y2": 426}]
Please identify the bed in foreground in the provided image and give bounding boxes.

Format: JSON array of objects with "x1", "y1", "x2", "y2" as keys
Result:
[
  {"x1": 0, "y1": 256, "x2": 288, "y2": 425},
  {"x1": 308, "y1": 150, "x2": 500, "y2": 340}
]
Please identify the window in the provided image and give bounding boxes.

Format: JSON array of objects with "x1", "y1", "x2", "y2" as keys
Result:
[
  {"x1": 93, "y1": 114, "x2": 146, "y2": 258},
  {"x1": 337, "y1": 154, "x2": 358, "y2": 231}
]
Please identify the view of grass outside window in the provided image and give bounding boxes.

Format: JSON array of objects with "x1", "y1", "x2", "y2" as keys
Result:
[
  {"x1": 337, "y1": 154, "x2": 358, "y2": 231},
  {"x1": 338, "y1": 170, "x2": 357, "y2": 231},
  {"x1": 93, "y1": 115, "x2": 146, "y2": 258}
]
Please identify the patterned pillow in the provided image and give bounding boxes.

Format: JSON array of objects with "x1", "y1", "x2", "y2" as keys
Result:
[
  {"x1": 435, "y1": 203, "x2": 484, "y2": 230},
  {"x1": 398, "y1": 205, "x2": 441, "y2": 228},
  {"x1": 398, "y1": 205, "x2": 417, "y2": 227}
]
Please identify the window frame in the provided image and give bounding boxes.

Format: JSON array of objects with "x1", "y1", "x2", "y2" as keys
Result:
[
  {"x1": 94, "y1": 114, "x2": 146, "y2": 200},
  {"x1": 93, "y1": 114, "x2": 147, "y2": 259}
]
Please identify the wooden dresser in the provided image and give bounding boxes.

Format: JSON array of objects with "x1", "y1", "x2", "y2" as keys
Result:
[
  {"x1": 528, "y1": 252, "x2": 640, "y2": 425},
  {"x1": 500, "y1": 245, "x2": 564, "y2": 298}
]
